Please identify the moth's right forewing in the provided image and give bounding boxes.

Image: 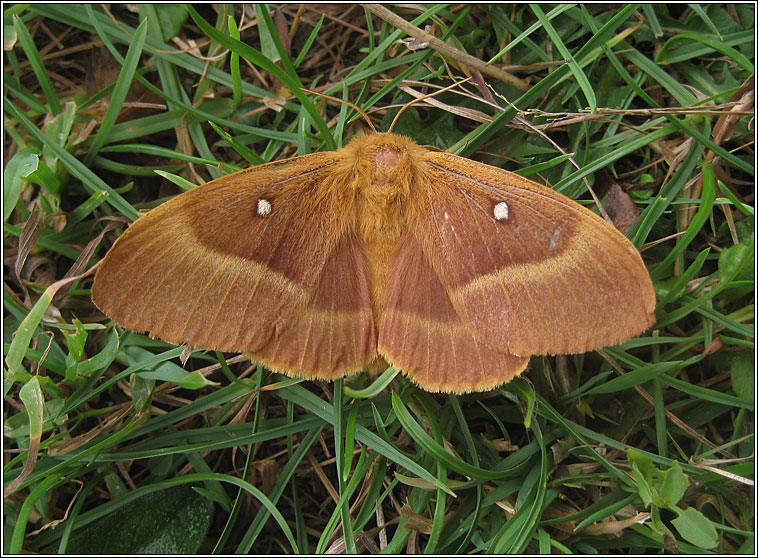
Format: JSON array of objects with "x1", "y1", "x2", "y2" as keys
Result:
[{"x1": 415, "y1": 151, "x2": 656, "y2": 357}]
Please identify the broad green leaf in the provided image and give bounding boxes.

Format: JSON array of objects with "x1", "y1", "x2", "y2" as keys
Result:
[
  {"x1": 671, "y1": 506, "x2": 719, "y2": 549},
  {"x1": 718, "y1": 242, "x2": 753, "y2": 284},
  {"x1": 62, "y1": 319, "x2": 87, "y2": 364},
  {"x1": 125, "y1": 347, "x2": 218, "y2": 390},
  {"x1": 729, "y1": 350, "x2": 754, "y2": 400},
  {"x1": 3, "y1": 148, "x2": 38, "y2": 220},
  {"x1": 18, "y1": 375, "x2": 44, "y2": 441},
  {"x1": 154, "y1": 3, "x2": 188, "y2": 42},
  {"x1": 64, "y1": 485, "x2": 213, "y2": 554},
  {"x1": 628, "y1": 449, "x2": 657, "y2": 507},
  {"x1": 658, "y1": 462, "x2": 689, "y2": 508}
]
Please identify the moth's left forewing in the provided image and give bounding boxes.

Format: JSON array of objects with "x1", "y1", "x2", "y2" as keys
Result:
[
  {"x1": 415, "y1": 151, "x2": 656, "y2": 357},
  {"x1": 93, "y1": 151, "x2": 375, "y2": 372}
]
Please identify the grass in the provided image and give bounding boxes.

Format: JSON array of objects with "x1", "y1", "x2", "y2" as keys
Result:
[{"x1": 3, "y1": 3, "x2": 754, "y2": 554}]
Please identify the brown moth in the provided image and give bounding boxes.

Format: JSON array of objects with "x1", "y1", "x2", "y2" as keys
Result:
[{"x1": 92, "y1": 133, "x2": 656, "y2": 393}]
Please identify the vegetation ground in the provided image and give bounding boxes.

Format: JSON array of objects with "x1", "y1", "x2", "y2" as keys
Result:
[{"x1": 3, "y1": 4, "x2": 754, "y2": 554}]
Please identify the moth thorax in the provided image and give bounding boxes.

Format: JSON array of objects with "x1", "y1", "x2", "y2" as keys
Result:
[{"x1": 360, "y1": 153, "x2": 412, "y2": 211}]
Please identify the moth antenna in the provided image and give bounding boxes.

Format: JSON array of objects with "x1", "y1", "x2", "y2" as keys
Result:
[
  {"x1": 304, "y1": 89, "x2": 378, "y2": 134},
  {"x1": 388, "y1": 77, "x2": 472, "y2": 134}
]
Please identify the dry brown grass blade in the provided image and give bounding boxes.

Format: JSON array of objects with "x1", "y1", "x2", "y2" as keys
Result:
[
  {"x1": 15, "y1": 204, "x2": 44, "y2": 284},
  {"x1": 388, "y1": 77, "x2": 471, "y2": 132},
  {"x1": 3, "y1": 433, "x2": 40, "y2": 498},
  {"x1": 306, "y1": 450, "x2": 340, "y2": 504},
  {"x1": 684, "y1": 76, "x2": 755, "y2": 224},
  {"x1": 582, "y1": 512, "x2": 651, "y2": 535},
  {"x1": 53, "y1": 221, "x2": 122, "y2": 303},
  {"x1": 397, "y1": 84, "x2": 492, "y2": 123},
  {"x1": 47, "y1": 403, "x2": 132, "y2": 456},
  {"x1": 689, "y1": 456, "x2": 755, "y2": 486}
]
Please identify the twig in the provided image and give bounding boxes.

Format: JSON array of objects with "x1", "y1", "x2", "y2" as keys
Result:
[{"x1": 364, "y1": 5, "x2": 529, "y2": 91}]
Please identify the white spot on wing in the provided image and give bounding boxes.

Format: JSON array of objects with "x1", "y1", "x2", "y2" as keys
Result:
[
  {"x1": 493, "y1": 201, "x2": 509, "y2": 221},
  {"x1": 257, "y1": 198, "x2": 272, "y2": 216},
  {"x1": 549, "y1": 227, "x2": 561, "y2": 250}
]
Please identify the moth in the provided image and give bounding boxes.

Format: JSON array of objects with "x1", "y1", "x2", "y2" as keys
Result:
[{"x1": 92, "y1": 133, "x2": 656, "y2": 393}]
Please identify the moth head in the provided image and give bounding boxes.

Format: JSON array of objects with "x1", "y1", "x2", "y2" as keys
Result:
[
  {"x1": 370, "y1": 134, "x2": 426, "y2": 192},
  {"x1": 374, "y1": 146, "x2": 401, "y2": 169}
]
